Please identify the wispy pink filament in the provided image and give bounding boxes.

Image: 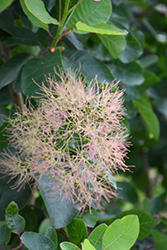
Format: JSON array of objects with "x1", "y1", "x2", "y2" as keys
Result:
[{"x1": 0, "y1": 72, "x2": 131, "y2": 210}]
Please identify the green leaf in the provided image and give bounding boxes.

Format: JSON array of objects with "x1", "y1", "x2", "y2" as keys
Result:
[
  {"x1": 108, "y1": 60, "x2": 144, "y2": 86},
  {"x1": 24, "y1": 0, "x2": 59, "y2": 24},
  {"x1": 42, "y1": 0, "x2": 56, "y2": 12},
  {"x1": 117, "y1": 181, "x2": 138, "y2": 204},
  {"x1": 79, "y1": 209, "x2": 97, "y2": 228},
  {"x1": 142, "y1": 198, "x2": 151, "y2": 215},
  {"x1": 36, "y1": 174, "x2": 81, "y2": 229},
  {"x1": 20, "y1": 0, "x2": 58, "y2": 31},
  {"x1": 20, "y1": 0, "x2": 48, "y2": 31},
  {"x1": 1, "y1": 246, "x2": 12, "y2": 250},
  {"x1": 20, "y1": 205, "x2": 37, "y2": 231},
  {"x1": 119, "y1": 32, "x2": 143, "y2": 63},
  {"x1": 0, "y1": 53, "x2": 30, "y2": 89},
  {"x1": 60, "y1": 242, "x2": 80, "y2": 250},
  {"x1": 133, "y1": 96, "x2": 160, "y2": 140},
  {"x1": 102, "y1": 215, "x2": 139, "y2": 250},
  {"x1": 109, "y1": 209, "x2": 156, "y2": 240},
  {"x1": 0, "y1": 224, "x2": 11, "y2": 247},
  {"x1": 11, "y1": 44, "x2": 40, "y2": 56},
  {"x1": 0, "y1": 0, "x2": 14, "y2": 12},
  {"x1": 88, "y1": 224, "x2": 107, "y2": 250},
  {"x1": 45, "y1": 227, "x2": 58, "y2": 247},
  {"x1": 0, "y1": 27, "x2": 39, "y2": 46},
  {"x1": 0, "y1": 10, "x2": 14, "y2": 34},
  {"x1": 73, "y1": 22, "x2": 128, "y2": 58},
  {"x1": 137, "y1": 54, "x2": 159, "y2": 68},
  {"x1": 63, "y1": 50, "x2": 114, "y2": 83},
  {"x1": 151, "y1": 192, "x2": 167, "y2": 215},
  {"x1": 13, "y1": 69, "x2": 22, "y2": 93},
  {"x1": 0, "y1": 174, "x2": 31, "y2": 220},
  {"x1": 0, "y1": 107, "x2": 10, "y2": 126},
  {"x1": 38, "y1": 218, "x2": 52, "y2": 234},
  {"x1": 81, "y1": 239, "x2": 96, "y2": 250},
  {"x1": 0, "y1": 86, "x2": 12, "y2": 106},
  {"x1": 5, "y1": 201, "x2": 25, "y2": 235},
  {"x1": 75, "y1": 22, "x2": 128, "y2": 35},
  {"x1": 112, "y1": 0, "x2": 123, "y2": 5},
  {"x1": 152, "y1": 229, "x2": 167, "y2": 250},
  {"x1": 138, "y1": 70, "x2": 160, "y2": 92},
  {"x1": 67, "y1": 0, "x2": 111, "y2": 29},
  {"x1": 98, "y1": 33, "x2": 126, "y2": 59},
  {"x1": 21, "y1": 232, "x2": 57, "y2": 250},
  {"x1": 21, "y1": 50, "x2": 63, "y2": 96},
  {"x1": 67, "y1": 219, "x2": 88, "y2": 247}
]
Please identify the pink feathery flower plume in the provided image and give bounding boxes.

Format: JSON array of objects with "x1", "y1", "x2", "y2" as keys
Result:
[{"x1": 0, "y1": 71, "x2": 131, "y2": 210}]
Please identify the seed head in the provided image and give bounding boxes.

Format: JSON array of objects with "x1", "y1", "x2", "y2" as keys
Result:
[{"x1": 0, "y1": 72, "x2": 131, "y2": 210}]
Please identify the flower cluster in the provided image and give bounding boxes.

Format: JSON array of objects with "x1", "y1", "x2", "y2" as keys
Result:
[{"x1": 0, "y1": 72, "x2": 130, "y2": 210}]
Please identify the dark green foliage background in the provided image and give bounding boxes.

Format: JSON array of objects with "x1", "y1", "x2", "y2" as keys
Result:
[{"x1": 0, "y1": 0, "x2": 167, "y2": 249}]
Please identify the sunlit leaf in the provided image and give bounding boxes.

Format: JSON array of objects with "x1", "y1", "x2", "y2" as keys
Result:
[
  {"x1": 102, "y1": 215, "x2": 139, "y2": 250},
  {"x1": 0, "y1": 0, "x2": 14, "y2": 12},
  {"x1": 88, "y1": 224, "x2": 107, "y2": 250},
  {"x1": 75, "y1": 22, "x2": 127, "y2": 35},
  {"x1": 20, "y1": 0, "x2": 59, "y2": 31},
  {"x1": 82, "y1": 239, "x2": 96, "y2": 250},
  {"x1": 67, "y1": 0, "x2": 111, "y2": 29}
]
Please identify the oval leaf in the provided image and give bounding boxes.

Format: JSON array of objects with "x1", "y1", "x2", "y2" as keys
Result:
[
  {"x1": 108, "y1": 60, "x2": 144, "y2": 86},
  {"x1": 119, "y1": 32, "x2": 143, "y2": 63},
  {"x1": 98, "y1": 34, "x2": 126, "y2": 59},
  {"x1": 67, "y1": 219, "x2": 88, "y2": 246},
  {"x1": 36, "y1": 174, "x2": 81, "y2": 229},
  {"x1": 5, "y1": 202, "x2": 25, "y2": 235},
  {"x1": 67, "y1": 0, "x2": 111, "y2": 29},
  {"x1": 0, "y1": 27, "x2": 39, "y2": 46},
  {"x1": 0, "y1": 9, "x2": 14, "y2": 34},
  {"x1": 109, "y1": 209, "x2": 156, "y2": 240},
  {"x1": 82, "y1": 239, "x2": 96, "y2": 250},
  {"x1": 60, "y1": 242, "x2": 80, "y2": 250},
  {"x1": 22, "y1": 0, "x2": 58, "y2": 26},
  {"x1": 88, "y1": 224, "x2": 107, "y2": 250},
  {"x1": 20, "y1": 0, "x2": 48, "y2": 31},
  {"x1": 0, "y1": 174, "x2": 31, "y2": 220},
  {"x1": 152, "y1": 229, "x2": 167, "y2": 250},
  {"x1": 45, "y1": 227, "x2": 58, "y2": 247},
  {"x1": 0, "y1": 53, "x2": 30, "y2": 89},
  {"x1": 21, "y1": 232, "x2": 56, "y2": 250},
  {"x1": 0, "y1": 224, "x2": 11, "y2": 247},
  {"x1": 79, "y1": 209, "x2": 97, "y2": 228},
  {"x1": 0, "y1": 0, "x2": 14, "y2": 12},
  {"x1": 102, "y1": 215, "x2": 139, "y2": 250},
  {"x1": 21, "y1": 50, "x2": 63, "y2": 96},
  {"x1": 63, "y1": 49, "x2": 114, "y2": 84}
]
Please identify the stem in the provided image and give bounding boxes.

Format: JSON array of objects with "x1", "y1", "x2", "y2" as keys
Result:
[
  {"x1": 52, "y1": 0, "x2": 70, "y2": 48},
  {"x1": 59, "y1": 0, "x2": 61, "y2": 23}
]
